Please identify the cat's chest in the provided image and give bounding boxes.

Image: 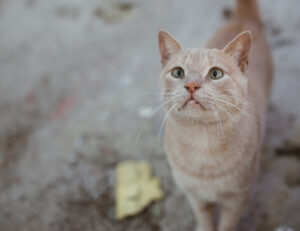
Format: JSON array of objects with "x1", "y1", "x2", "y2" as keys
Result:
[
  {"x1": 166, "y1": 126, "x2": 252, "y2": 181},
  {"x1": 166, "y1": 130, "x2": 234, "y2": 170},
  {"x1": 170, "y1": 163, "x2": 236, "y2": 201},
  {"x1": 167, "y1": 147, "x2": 249, "y2": 202}
]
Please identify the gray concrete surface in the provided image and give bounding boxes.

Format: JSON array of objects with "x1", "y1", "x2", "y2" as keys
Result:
[{"x1": 0, "y1": 0, "x2": 299, "y2": 230}]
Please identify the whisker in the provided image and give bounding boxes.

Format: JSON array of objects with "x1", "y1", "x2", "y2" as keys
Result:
[
  {"x1": 213, "y1": 104, "x2": 224, "y2": 137},
  {"x1": 205, "y1": 91, "x2": 257, "y2": 122},
  {"x1": 128, "y1": 93, "x2": 181, "y2": 115},
  {"x1": 156, "y1": 103, "x2": 177, "y2": 150},
  {"x1": 205, "y1": 89, "x2": 257, "y2": 110},
  {"x1": 130, "y1": 91, "x2": 175, "y2": 97},
  {"x1": 129, "y1": 97, "x2": 168, "y2": 113},
  {"x1": 212, "y1": 101, "x2": 238, "y2": 122},
  {"x1": 134, "y1": 97, "x2": 176, "y2": 150},
  {"x1": 217, "y1": 94, "x2": 257, "y2": 110},
  {"x1": 205, "y1": 94, "x2": 238, "y2": 123},
  {"x1": 209, "y1": 104, "x2": 224, "y2": 137},
  {"x1": 215, "y1": 97, "x2": 256, "y2": 121}
]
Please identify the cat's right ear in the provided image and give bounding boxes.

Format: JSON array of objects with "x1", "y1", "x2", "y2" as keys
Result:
[{"x1": 158, "y1": 30, "x2": 181, "y2": 66}]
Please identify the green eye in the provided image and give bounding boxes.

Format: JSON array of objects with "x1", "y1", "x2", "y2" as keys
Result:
[
  {"x1": 209, "y1": 67, "x2": 224, "y2": 80},
  {"x1": 171, "y1": 67, "x2": 185, "y2": 79}
]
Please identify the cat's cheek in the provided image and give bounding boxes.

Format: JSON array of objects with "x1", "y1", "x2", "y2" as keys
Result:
[
  {"x1": 209, "y1": 76, "x2": 231, "y2": 89},
  {"x1": 164, "y1": 76, "x2": 181, "y2": 90}
]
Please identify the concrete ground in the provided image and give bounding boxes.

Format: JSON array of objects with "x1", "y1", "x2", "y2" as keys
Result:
[{"x1": 0, "y1": 0, "x2": 299, "y2": 230}]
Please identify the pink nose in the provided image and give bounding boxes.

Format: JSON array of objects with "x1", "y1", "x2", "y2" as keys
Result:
[{"x1": 185, "y1": 82, "x2": 200, "y2": 93}]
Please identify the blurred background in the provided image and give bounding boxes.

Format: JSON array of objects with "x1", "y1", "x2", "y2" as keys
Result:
[{"x1": 0, "y1": 0, "x2": 299, "y2": 230}]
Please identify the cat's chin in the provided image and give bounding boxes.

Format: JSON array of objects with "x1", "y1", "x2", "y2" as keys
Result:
[
  {"x1": 174, "y1": 103, "x2": 212, "y2": 122},
  {"x1": 170, "y1": 111, "x2": 210, "y2": 124}
]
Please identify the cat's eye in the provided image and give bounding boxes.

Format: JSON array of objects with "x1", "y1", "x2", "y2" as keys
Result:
[
  {"x1": 209, "y1": 67, "x2": 224, "y2": 80},
  {"x1": 171, "y1": 67, "x2": 185, "y2": 79}
]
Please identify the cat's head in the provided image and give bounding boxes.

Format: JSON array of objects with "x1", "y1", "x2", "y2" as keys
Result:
[{"x1": 158, "y1": 30, "x2": 251, "y2": 123}]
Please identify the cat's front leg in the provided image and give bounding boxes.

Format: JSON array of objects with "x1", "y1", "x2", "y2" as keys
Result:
[
  {"x1": 186, "y1": 195, "x2": 216, "y2": 231},
  {"x1": 218, "y1": 193, "x2": 249, "y2": 231}
]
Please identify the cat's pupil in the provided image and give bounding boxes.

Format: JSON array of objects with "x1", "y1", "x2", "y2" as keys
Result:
[
  {"x1": 177, "y1": 70, "x2": 182, "y2": 76},
  {"x1": 213, "y1": 70, "x2": 218, "y2": 77}
]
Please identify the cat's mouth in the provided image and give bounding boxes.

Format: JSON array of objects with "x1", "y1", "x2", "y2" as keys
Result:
[{"x1": 183, "y1": 97, "x2": 206, "y2": 110}]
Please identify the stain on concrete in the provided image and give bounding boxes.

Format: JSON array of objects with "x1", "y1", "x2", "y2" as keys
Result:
[
  {"x1": 94, "y1": 2, "x2": 137, "y2": 23},
  {"x1": 0, "y1": 123, "x2": 32, "y2": 189}
]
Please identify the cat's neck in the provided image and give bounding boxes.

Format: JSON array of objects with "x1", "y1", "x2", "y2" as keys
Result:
[
  {"x1": 165, "y1": 108, "x2": 250, "y2": 161},
  {"x1": 164, "y1": 111, "x2": 253, "y2": 178}
]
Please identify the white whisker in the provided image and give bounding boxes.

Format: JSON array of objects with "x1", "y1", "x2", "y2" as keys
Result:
[
  {"x1": 134, "y1": 98, "x2": 176, "y2": 150},
  {"x1": 156, "y1": 103, "x2": 177, "y2": 150},
  {"x1": 212, "y1": 101, "x2": 238, "y2": 122},
  {"x1": 210, "y1": 104, "x2": 224, "y2": 137},
  {"x1": 205, "y1": 90, "x2": 256, "y2": 122}
]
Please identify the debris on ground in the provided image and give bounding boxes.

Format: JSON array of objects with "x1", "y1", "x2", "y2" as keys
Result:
[{"x1": 115, "y1": 161, "x2": 164, "y2": 220}]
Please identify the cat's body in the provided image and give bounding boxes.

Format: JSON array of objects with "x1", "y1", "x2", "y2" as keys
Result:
[{"x1": 158, "y1": 0, "x2": 272, "y2": 231}]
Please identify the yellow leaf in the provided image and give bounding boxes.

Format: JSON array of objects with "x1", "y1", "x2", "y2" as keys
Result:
[{"x1": 115, "y1": 161, "x2": 164, "y2": 220}]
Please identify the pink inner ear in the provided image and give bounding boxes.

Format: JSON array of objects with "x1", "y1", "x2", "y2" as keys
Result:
[
  {"x1": 224, "y1": 31, "x2": 251, "y2": 73},
  {"x1": 158, "y1": 31, "x2": 181, "y2": 66}
]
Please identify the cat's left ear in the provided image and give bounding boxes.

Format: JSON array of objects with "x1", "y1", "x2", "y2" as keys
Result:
[
  {"x1": 158, "y1": 30, "x2": 181, "y2": 66},
  {"x1": 223, "y1": 31, "x2": 252, "y2": 73}
]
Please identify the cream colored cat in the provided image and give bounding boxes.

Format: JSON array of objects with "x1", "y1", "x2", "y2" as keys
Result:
[{"x1": 158, "y1": 0, "x2": 272, "y2": 231}]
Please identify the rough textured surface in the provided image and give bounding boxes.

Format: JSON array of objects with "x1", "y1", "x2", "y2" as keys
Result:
[{"x1": 0, "y1": 0, "x2": 299, "y2": 230}]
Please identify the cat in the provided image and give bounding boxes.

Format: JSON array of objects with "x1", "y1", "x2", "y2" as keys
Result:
[{"x1": 157, "y1": 0, "x2": 273, "y2": 230}]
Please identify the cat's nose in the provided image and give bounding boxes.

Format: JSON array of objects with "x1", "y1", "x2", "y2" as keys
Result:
[{"x1": 185, "y1": 82, "x2": 200, "y2": 94}]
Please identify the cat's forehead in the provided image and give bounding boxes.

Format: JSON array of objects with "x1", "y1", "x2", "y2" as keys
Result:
[{"x1": 168, "y1": 48, "x2": 227, "y2": 72}]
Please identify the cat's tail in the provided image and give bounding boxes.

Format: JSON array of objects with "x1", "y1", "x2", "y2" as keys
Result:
[{"x1": 234, "y1": 0, "x2": 263, "y2": 29}]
